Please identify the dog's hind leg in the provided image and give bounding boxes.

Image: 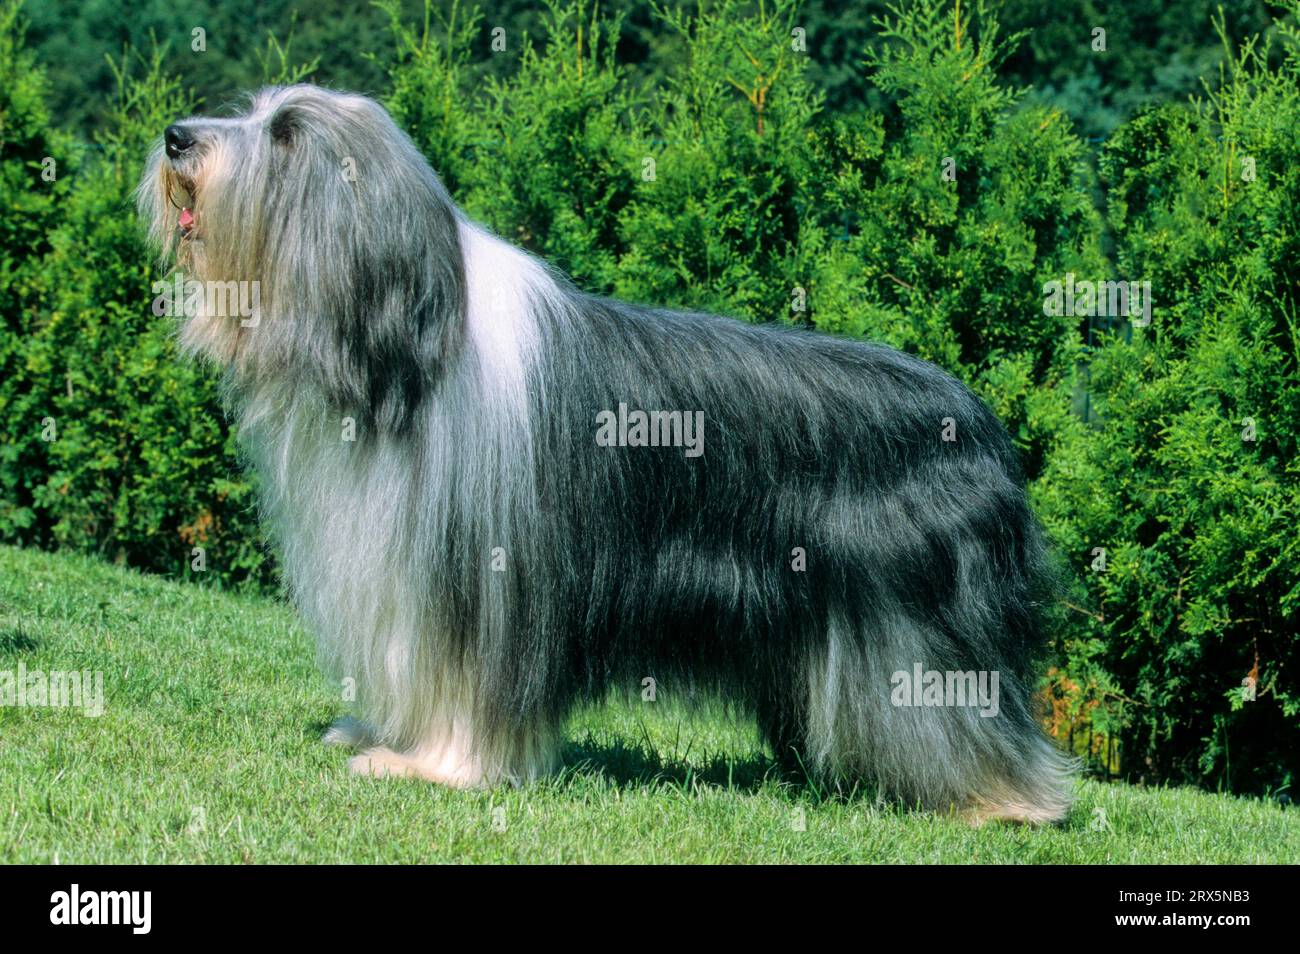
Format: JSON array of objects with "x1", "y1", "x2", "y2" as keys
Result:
[
  {"x1": 801, "y1": 611, "x2": 1074, "y2": 824},
  {"x1": 959, "y1": 730, "x2": 1077, "y2": 825}
]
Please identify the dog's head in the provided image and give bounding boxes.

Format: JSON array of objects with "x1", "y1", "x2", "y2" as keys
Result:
[{"x1": 138, "y1": 85, "x2": 465, "y2": 428}]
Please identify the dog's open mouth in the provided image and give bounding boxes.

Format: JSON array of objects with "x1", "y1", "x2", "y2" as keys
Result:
[{"x1": 170, "y1": 174, "x2": 199, "y2": 240}]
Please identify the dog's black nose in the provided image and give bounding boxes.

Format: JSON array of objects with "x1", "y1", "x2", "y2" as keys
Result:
[{"x1": 164, "y1": 124, "x2": 195, "y2": 159}]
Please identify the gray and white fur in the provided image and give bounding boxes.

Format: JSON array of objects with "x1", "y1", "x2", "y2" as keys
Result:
[{"x1": 139, "y1": 85, "x2": 1074, "y2": 822}]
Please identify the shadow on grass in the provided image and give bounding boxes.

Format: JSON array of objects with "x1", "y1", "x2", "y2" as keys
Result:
[
  {"x1": 305, "y1": 715, "x2": 791, "y2": 793},
  {"x1": 559, "y1": 732, "x2": 784, "y2": 794},
  {"x1": 558, "y1": 739, "x2": 1095, "y2": 832},
  {"x1": 556, "y1": 732, "x2": 893, "y2": 809},
  {"x1": 307, "y1": 714, "x2": 892, "y2": 804},
  {"x1": 0, "y1": 626, "x2": 40, "y2": 653},
  {"x1": 305, "y1": 715, "x2": 1093, "y2": 829}
]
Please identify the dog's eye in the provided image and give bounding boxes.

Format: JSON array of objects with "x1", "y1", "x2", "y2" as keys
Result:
[{"x1": 269, "y1": 111, "x2": 296, "y2": 146}]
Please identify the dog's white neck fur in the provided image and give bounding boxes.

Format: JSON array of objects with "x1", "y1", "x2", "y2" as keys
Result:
[{"x1": 459, "y1": 220, "x2": 546, "y2": 403}]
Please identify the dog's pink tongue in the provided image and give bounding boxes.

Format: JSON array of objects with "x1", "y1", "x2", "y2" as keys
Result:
[{"x1": 179, "y1": 208, "x2": 194, "y2": 230}]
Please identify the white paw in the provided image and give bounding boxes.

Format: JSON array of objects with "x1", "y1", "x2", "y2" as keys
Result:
[{"x1": 349, "y1": 746, "x2": 420, "y2": 779}]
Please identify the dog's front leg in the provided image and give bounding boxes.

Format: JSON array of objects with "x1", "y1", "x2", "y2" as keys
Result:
[{"x1": 327, "y1": 715, "x2": 557, "y2": 789}]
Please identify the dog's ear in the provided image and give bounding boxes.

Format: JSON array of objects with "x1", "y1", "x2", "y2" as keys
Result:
[
  {"x1": 286, "y1": 107, "x2": 466, "y2": 433},
  {"x1": 331, "y1": 184, "x2": 466, "y2": 431}
]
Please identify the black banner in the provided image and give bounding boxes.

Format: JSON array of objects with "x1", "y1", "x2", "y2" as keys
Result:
[{"x1": 0, "y1": 864, "x2": 1289, "y2": 940}]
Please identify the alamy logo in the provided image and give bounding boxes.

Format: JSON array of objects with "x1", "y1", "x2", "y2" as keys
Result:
[
  {"x1": 595, "y1": 402, "x2": 705, "y2": 458},
  {"x1": 1042, "y1": 273, "x2": 1152, "y2": 326},
  {"x1": 890, "y1": 664, "x2": 1000, "y2": 717},
  {"x1": 0, "y1": 663, "x2": 103, "y2": 717},
  {"x1": 50, "y1": 884, "x2": 151, "y2": 934},
  {"x1": 151, "y1": 275, "x2": 262, "y2": 327}
]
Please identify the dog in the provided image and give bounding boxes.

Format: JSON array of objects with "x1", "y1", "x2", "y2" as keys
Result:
[{"x1": 138, "y1": 84, "x2": 1074, "y2": 823}]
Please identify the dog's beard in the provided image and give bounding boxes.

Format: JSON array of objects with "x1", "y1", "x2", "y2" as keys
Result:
[
  {"x1": 141, "y1": 147, "x2": 254, "y2": 367},
  {"x1": 157, "y1": 160, "x2": 209, "y2": 270}
]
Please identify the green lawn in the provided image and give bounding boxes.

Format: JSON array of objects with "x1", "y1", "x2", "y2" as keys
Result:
[{"x1": 0, "y1": 543, "x2": 1295, "y2": 864}]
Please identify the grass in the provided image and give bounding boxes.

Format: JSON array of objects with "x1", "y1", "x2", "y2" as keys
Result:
[{"x1": 0, "y1": 543, "x2": 1295, "y2": 864}]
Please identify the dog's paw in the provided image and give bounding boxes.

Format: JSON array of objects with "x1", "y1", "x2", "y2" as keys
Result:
[
  {"x1": 349, "y1": 746, "x2": 420, "y2": 779},
  {"x1": 323, "y1": 716, "x2": 379, "y2": 749},
  {"x1": 962, "y1": 795, "x2": 1069, "y2": 827},
  {"x1": 346, "y1": 743, "x2": 492, "y2": 788}
]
